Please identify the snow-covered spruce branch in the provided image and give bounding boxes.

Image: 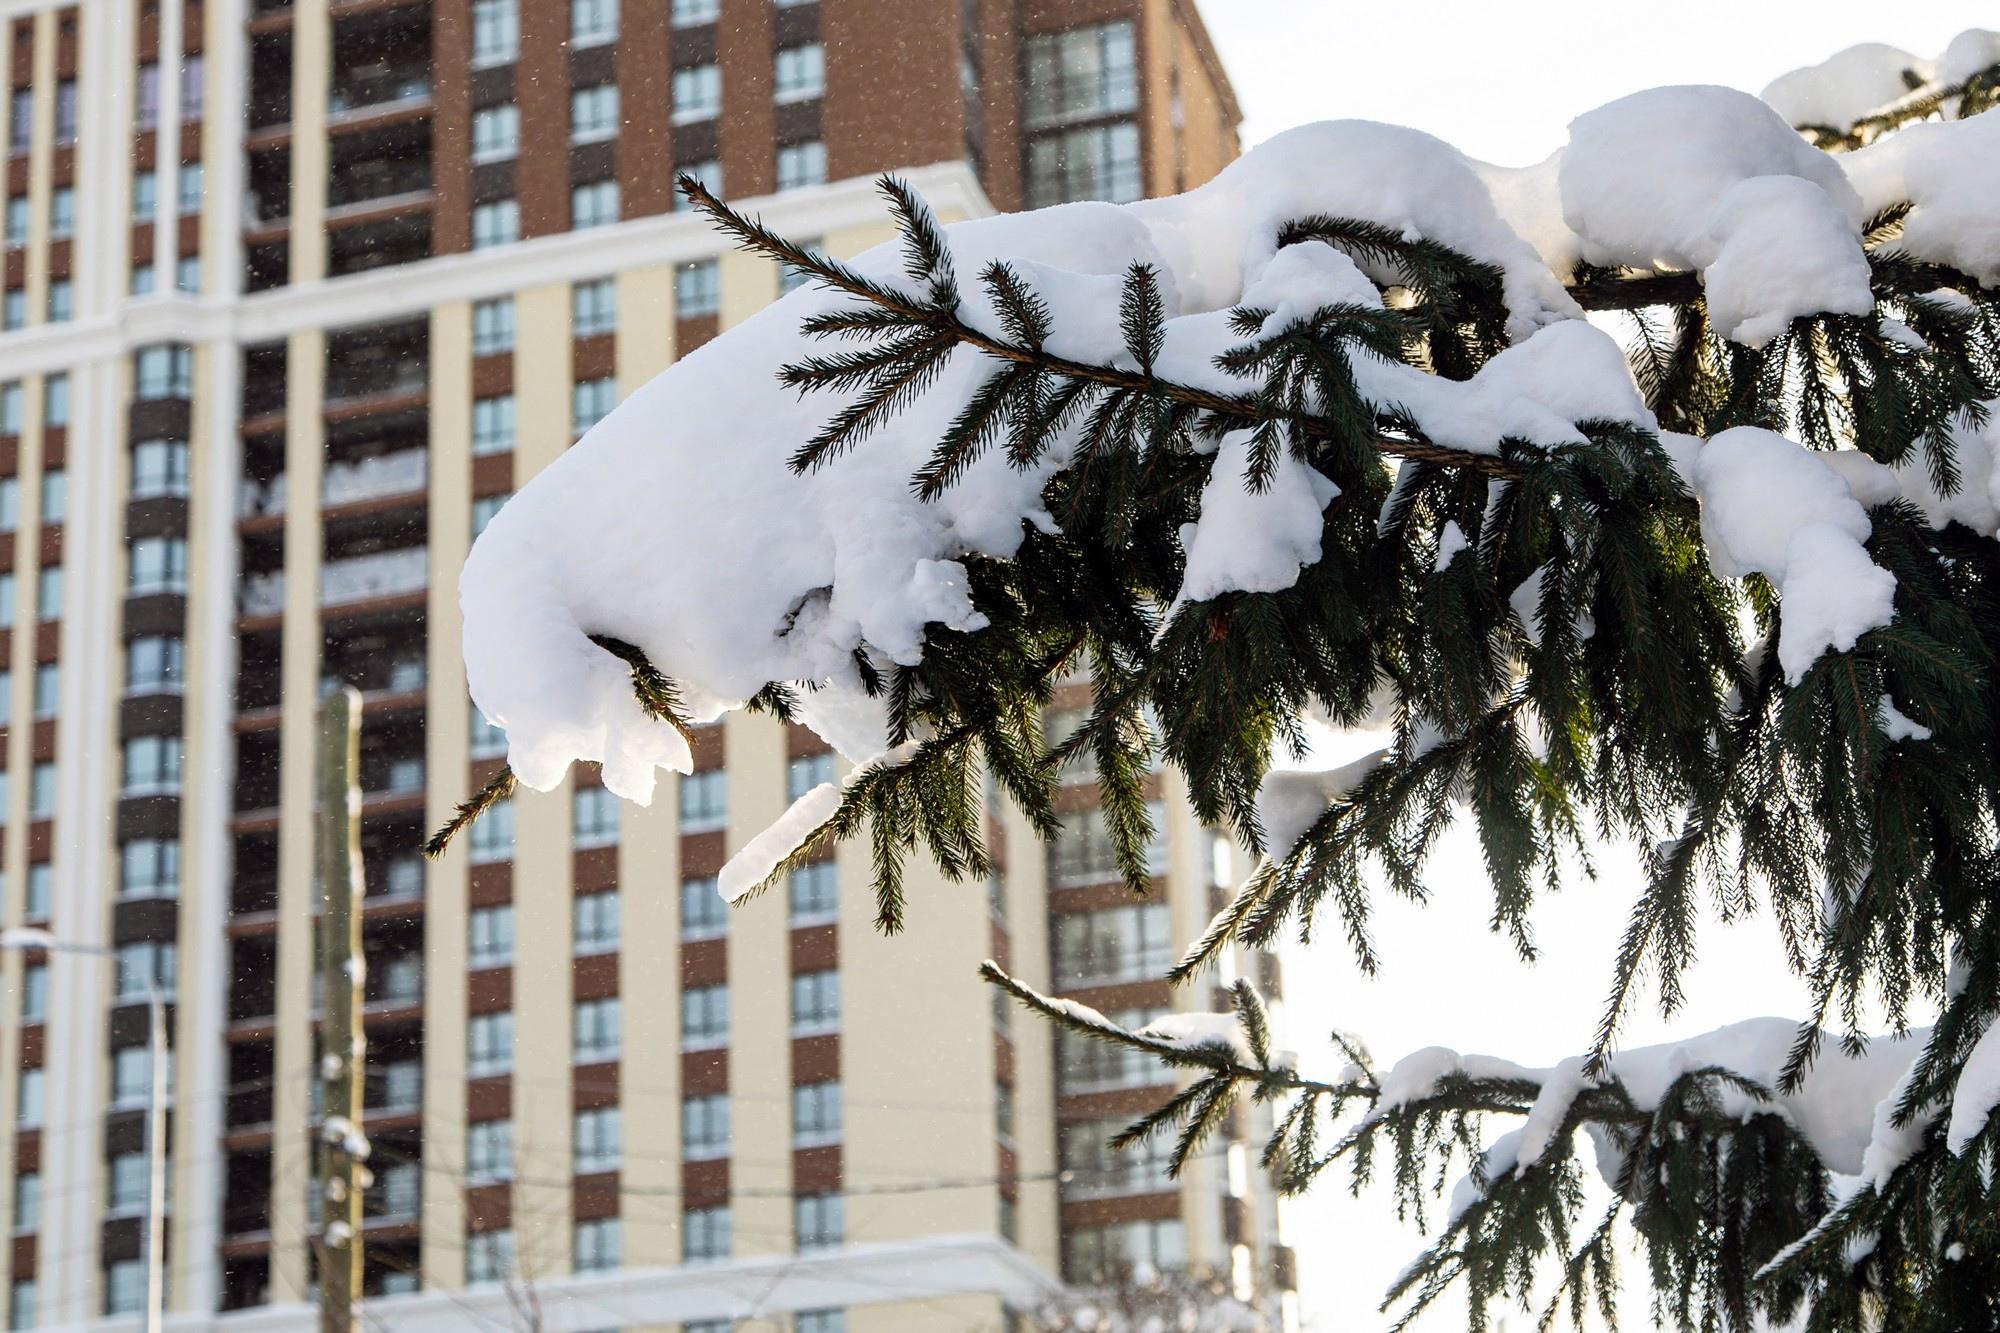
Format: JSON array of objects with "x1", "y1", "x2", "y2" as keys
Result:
[{"x1": 448, "y1": 35, "x2": 2000, "y2": 1326}]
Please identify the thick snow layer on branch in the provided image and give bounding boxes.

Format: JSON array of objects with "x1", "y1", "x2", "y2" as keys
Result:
[
  {"x1": 458, "y1": 78, "x2": 1996, "y2": 800},
  {"x1": 1688, "y1": 428, "x2": 1896, "y2": 681},
  {"x1": 1760, "y1": 44, "x2": 1934, "y2": 131},
  {"x1": 1256, "y1": 749, "x2": 1390, "y2": 861},
  {"x1": 1947, "y1": 1022, "x2": 2000, "y2": 1154}
]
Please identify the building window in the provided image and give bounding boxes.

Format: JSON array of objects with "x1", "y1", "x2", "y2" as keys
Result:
[
  {"x1": 776, "y1": 140, "x2": 826, "y2": 192},
  {"x1": 572, "y1": 179, "x2": 619, "y2": 231},
  {"x1": 471, "y1": 199, "x2": 520, "y2": 250},
  {"x1": 470, "y1": 0, "x2": 518, "y2": 67},
  {"x1": 16, "y1": 1067, "x2": 42, "y2": 1125},
  {"x1": 115, "y1": 941, "x2": 176, "y2": 1003},
  {"x1": 678, "y1": 768, "x2": 727, "y2": 831},
  {"x1": 792, "y1": 1080, "x2": 839, "y2": 1148},
  {"x1": 11, "y1": 1171, "x2": 37, "y2": 1231},
  {"x1": 122, "y1": 735, "x2": 182, "y2": 797},
  {"x1": 43, "y1": 372, "x2": 67, "y2": 427},
  {"x1": 572, "y1": 278, "x2": 616, "y2": 337},
  {"x1": 53, "y1": 80, "x2": 76, "y2": 144},
  {"x1": 472, "y1": 297, "x2": 515, "y2": 355},
  {"x1": 472, "y1": 395, "x2": 516, "y2": 455},
  {"x1": 24, "y1": 864, "x2": 49, "y2": 919},
  {"x1": 571, "y1": 83, "x2": 618, "y2": 143},
  {"x1": 790, "y1": 969, "x2": 839, "y2": 1036},
  {"x1": 178, "y1": 163, "x2": 204, "y2": 214},
  {"x1": 680, "y1": 875, "x2": 726, "y2": 939},
  {"x1": 797, "y1": 1313, "x2": 846, "y2": 1333},
  {"x1": 132, "y1": 439, "x2": 191, "y2": 499},
  {"x1": 1053, "y1": 903, "x2": 1172, "y2": 987},
  {"x1": 31, "y1": 662, "x2": 54, "y2": 718},
  {"x1": 671, "y1": 64, "x2": 721, "y2": 123},
  {"x1": 573, "y1": 996, "x2": 620, "y2": 1063},
  {"x1": 39, "y1": 468, "x2": 63, "y2": 524},
  {"x1": 683, "y1": 1205, "x2": 730, "y2": 1263},
  {"x1": 104, "y1": 1259, "x2": 145, "y2": 1316},
  {"x1": 35, "y1": 565, "x2": 59, "y2": 619},
  {"x1": 469, "y1": 796, "x2": 516, "y2": 863},
  {"x1": 574, "y1": 1217, "x2": 621, "y2": 1271},
  {"x1": 7, "y1": 1280, "x2": 31, "y2": 1329},
  {"x1": 111, "y1": 1045, "x2": 167, "y2": 1110},
  {"x1": 126, "y1": 636, "x2": 186, "y2": 695},
  {"x1": 571, "y1": 0, "x2": 617, "y2": 45},
  {"x1": 468, "y1": 1010, "x2": 514, "y2": 1077},
  {"x1": 131, "y1": 264, "x2": 158, "y2": 296},
  {"x1": 131, "y1": 172, "x2": 157, "y2": 223},
  {"x1": 1062, "y1": 1218, "x2": 1187, "y2": 1285},
  {"x1": 1027, "y1": 121, "x2": 1143, "y2": 208},
  {"x1": 4, "y1": 288, "x2": 25, "y2": 330},
  {"x1": 468, "y1": 904, "x2": 514, "y2": 968},
  {"x1": 181, "y1": 54, "x2": 206, "y2": 116},
  {"x1": 129, "y1": 536, "x2": 190, "y2": 595},
  {"x1": 572, "y1": 376, "x2": 616, "y2": 434},
  {"x1": 135, "y1": 344, "x2": 194, "y2": 399},
  {"x1": 682, "y1": 983, "x2": 728, "y2": 1048},
  {"x1": 175, "y1": 256, "x2": 200, "y2": 293},
  {"x1": 3, "y1": 196, "x2": 24, "y2": 245},
  {"x1": 466, "y1": 1228, "x2": 515, "y2": 1285},
  {"x1": 788, "y1": 862, "x2": 837, "y2": 925},
  {"x1": 472, "y1": 493, "x2": 510, "y2": 538},
  {"x1": 18, "y1": 965, "x2": 44, "y2": 1023},
  {"x1": 467, "y1": 1118, "x2": 513, "y2": 1183},
  {"x1": 0, "y1": 381, "x2": 18, "y2": 434},
  {"x1": 572, "y1": 784, "x2": 620, "y2": 849},
  {"x1": 675, "y1": 160, "x2": 721, "y2": 210},
  {"x1": 780, "y1": 237, "x2": 821, "y2": 294},
  {"x1": 120, "y1": 839, "x2": 181, "y2": 900},
  {"x1": 0, "y1": 572, "x2": 14, "y2": 627},
  {"x1": 1060, "y1": 1118, "x2": 1176, "y2": 1198},
  {"x1": 574, "y1": 1105, "x2": 620, "y2": 1172},
  {"x1": 675, "y1": 260, "x2": 720, "y2": 318},
  {"x1": 471, "y1": 103, "x2": 519, "y2": 164},
  {"x1": 574, "y1": 889, "x2": 619, "y2": 954},
  {"x1": 1024, "y1": 22, "x2": 1138, "y2": 128},
  {"x1": 795, "y1": 1194, "x2": 843, "y2": 1253},
  {"x1": 682, "y1": 1092, "x2": 729, "y2": 1160},
  {"x1": 7, "y1": 91, "x2": 28, "y2": 153},
  {"x1": 44, "y1": 279, "x2": 70, "y2": 323},
  {"x1": 1060, "y1": 1007, "x2": 1167, "y2": 1092},
  {"x1": 670, "y1": 0, "x2": 718, "y2": 24},
  {"x1": 1050, "y1": 802, "x2": 1168, "y2": 887},
  {"x1": 787, "y1": 753, "x2": 835, "y2": 801},
  {"x1": 0, "y1": 477, "x2": 14, "y2": 530},
  {"x1": 774, "y1": 44, "x2": 825, "y2": 102},
  {"x1": 48, "y1": 186, "x2": 73, "y2": 240}
]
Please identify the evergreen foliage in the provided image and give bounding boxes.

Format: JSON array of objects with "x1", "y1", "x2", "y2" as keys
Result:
[{"x1": 435, "y1": 49, "x2": 2000, "y2": 1331}]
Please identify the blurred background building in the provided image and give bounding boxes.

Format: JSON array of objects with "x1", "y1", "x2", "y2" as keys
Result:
[{"x1": 0, "y1": 0, "x2": 1291, "y2": 1327}]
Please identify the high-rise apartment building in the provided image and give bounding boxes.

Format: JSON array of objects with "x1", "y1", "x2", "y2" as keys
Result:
[{"x1": 0, "y1": 0, "x2": 1286, "y2": 1328}]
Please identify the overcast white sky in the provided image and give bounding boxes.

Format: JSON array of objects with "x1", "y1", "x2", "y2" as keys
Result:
[{"x1": 1190, "y1": 3, "x2": 1995, "y2": 1328}]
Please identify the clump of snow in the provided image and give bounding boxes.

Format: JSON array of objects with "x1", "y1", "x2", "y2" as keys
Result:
[
  {"x1": 1689, "y1": 428, "x2": 1896, "y2": 682},
  {"x1": 1449, "y1": 1128, "x2": 1524, "y2": 1223},
  {"x1": 1136, "y1": 1011, "x2": 1289, "y2": 1069},
  {"x1": 1169, "y1": 428, "x2": 1340, "y2": 612},
  {"x1": 718, "y1": 783, "x2": 843, "y2": 905},
  {"x1": 1560, "y1": 88, "x2": 1866, "y2": 345},
  {"x1": 1513, "y1": 1057, "x2": 1591, "y2": 1172},
  {"x1": 1877, "y1": 695, "x2": 1933, "y2": 743},
  {"x1": 1255, "y1": 749, "x2": 1390, "y2": 861},
  {"x1": 1434, "y1": 521, "x2": 1469, "y2": 572},
  {"x1": 1939, "y1": 29, "x2": 2000, "y2": 86},
  {"x1": 1760, "y1": 43, "x2": 1934, "y2": 131},
  {"x1": 1844, "y1": 111, "x2": 2000, "y2": 287},
  {"x1": 1947, "y1": 1022, "x2": 2000, "y2": 1154}
]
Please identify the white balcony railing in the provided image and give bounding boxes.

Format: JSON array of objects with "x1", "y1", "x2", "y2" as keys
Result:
[
  {"x1": 321, "y1": 548, "x2": 427, "y2": 607},
  {"x1": 323, "y1": 448, "x2": 427, "y2": 507}
]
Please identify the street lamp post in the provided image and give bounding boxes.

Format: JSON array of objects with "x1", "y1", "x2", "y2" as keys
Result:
[{"x1": 1, "y1": 926, "x2": 169, "y2": 1333}]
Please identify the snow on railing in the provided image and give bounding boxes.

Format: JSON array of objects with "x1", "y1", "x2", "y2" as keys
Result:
[
  {"x1": 238, "y1": 571, "x2": 286, "y2": 618},
  {"x1": 239, "y1": 477, "x2": 284, "y2": 519},
  {"x1": 323, "y1": 449, "x2": 427, "y2": 507},
  {"x1": 320, "y1": 548, "x2": 427, "y2": 607}
]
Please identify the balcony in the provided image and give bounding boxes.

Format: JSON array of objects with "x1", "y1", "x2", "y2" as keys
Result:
[
  {"x1": 322, "y1": 548, "x2": 427, "y2": 608},
  {"x1": 240, "y1": 476, "x2": 283, "y2": 520},
  {"x1": 238, "y1": 571, "x2": 285, "y2": 619},
  {"x1": 328, "y1": 69, "x2": 431, "y2": 121},
  {"x1": 325, "y1": 447, "x2": 427, "y2": 506}
]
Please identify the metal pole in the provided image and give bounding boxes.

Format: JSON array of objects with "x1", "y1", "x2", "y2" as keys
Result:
[
  {"x1": 316, "y1": 688, "x2": 364, "y2": 1333},
  {"x1": 144, "y1": 989, "x2": 168, "y2": 1333}
]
